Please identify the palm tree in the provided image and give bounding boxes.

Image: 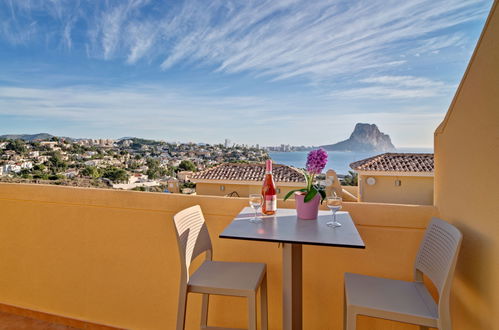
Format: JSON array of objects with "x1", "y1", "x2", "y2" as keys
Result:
[{"x1": 342, "y1": 171, "x2": 358, "y2": 186}]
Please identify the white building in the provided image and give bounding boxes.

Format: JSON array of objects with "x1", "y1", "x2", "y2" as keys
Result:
[
  {"x1": 2, "y1": 164, "x2": 21, "y2": 174},
  {"x1": 20, "y1": 162, "x2": 33, "y2": 170}
]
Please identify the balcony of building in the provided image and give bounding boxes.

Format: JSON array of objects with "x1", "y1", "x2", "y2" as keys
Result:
[
  {"x1": 0, "y1": 183, "x2": 438, "y2": 330},
  {"x1": 0, "y1": 1, "x2": 497, "y2": 329}
]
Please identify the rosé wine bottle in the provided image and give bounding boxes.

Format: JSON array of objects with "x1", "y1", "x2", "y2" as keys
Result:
[{"x1": 261, "y1": 159, "x2": 277, "y2": 215}]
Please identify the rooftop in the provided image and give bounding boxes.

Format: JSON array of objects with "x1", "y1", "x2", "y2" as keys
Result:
[
  {"x1": 350, "y1": 153, "x2": 434, "y2": 173},
  {"x1": 191, "y1": 162, "x2": 305, "y2": 183}
]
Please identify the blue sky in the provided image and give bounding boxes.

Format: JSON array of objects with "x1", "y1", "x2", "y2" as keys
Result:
[{"x1": 0, "y1": 0, "x2": 493, "y2": 147}]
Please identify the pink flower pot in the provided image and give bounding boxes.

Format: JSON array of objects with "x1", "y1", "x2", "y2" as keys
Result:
[{"x1": 295, "y1": 192, "x2": 320, "y2": 220}]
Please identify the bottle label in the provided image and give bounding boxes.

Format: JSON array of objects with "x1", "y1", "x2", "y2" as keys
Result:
[{"x1": 265, "y1": 195, "x2": 277, "y2": 211}]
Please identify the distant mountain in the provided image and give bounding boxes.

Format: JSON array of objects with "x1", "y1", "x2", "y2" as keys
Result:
[
  {"x1": 0, "y1": 133, "x2": 55, "y2": 141},
  {"x1": 0, "y1": 133, "x2": 78, "y2": 141},
  {"x1": 321, "y1": 123, "x2": 396, "y2": 152}
]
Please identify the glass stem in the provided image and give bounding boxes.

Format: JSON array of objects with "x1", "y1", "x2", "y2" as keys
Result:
[{"x1": 333, "y1": 210, "x2": 337, "y2": 223}]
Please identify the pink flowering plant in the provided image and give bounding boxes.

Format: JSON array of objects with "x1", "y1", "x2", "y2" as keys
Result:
[{"x1": 284, "y1": 148, "x2": 328, "y2": 203}]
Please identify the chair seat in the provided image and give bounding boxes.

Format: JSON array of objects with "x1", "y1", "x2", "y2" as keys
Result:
[
  {"x1": 188, "y1": 261, "x2": 266, "y2": 296},
  {"x1": 345, "y1": 272, "x2": 438, "y2": 326}
]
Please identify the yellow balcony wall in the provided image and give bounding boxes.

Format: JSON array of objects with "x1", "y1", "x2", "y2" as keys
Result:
[
  {"x1": 0, "y1": 183, "x2": 436, "y2": 329},
  {"x1": 358, "y1": 174, "x2": 433, "y2": 205},
  {"x1": 434, "y1": 1, "x2": 499, "y2": 329},
  {"x1": 194, "y1": 181, "x2": 306, "y2": 199}
]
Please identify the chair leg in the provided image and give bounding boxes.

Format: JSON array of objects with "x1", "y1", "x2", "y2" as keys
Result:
[
  {"x1": 345, "y1": 309, "x2": 357, "y2": 330},
  {"x1": 260, "y1": 275, "x2": 268, "y2": 330},
  {"x1": 343, "y1": 288, "x2": 350, "y2": 330},
  {"x1": 176, "y1": 286, "x2": 188, "y2": 330},
  {"x1": 200, "y1": 294, "x2": 209, "y2": 328},
  {"x1": 248, "y1": 293, "x2": 257, "y2": 330}
]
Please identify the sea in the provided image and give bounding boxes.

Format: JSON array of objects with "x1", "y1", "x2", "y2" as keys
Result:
[{"x1": 269, "y1": 148, "x2": 433, "y2": 175}]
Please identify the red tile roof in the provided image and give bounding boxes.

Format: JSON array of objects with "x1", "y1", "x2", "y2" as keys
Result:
[
  {"x1": 350, "y1": 153, "x2": 434, "y2": 172},
  {"x1": 191, "y1": 163, "x2": 305, "y2": 183}
]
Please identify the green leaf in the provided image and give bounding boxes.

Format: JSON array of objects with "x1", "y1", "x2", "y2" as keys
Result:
[
  {"x1": 304, "y1": 187, "x2": 318, "y2": 202},
  {"x1": 283, "y1": 189, "x2": 306, "y2": 201},
  {"x1": 318, "y1": 189, "x2": 326, "y2": 204},
  {"x1": 302, "y1": 169, "x2": 309, "y2": 186}
]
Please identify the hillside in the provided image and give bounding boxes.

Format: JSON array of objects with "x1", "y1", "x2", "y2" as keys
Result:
[{"x1": 0, "y1": 133, "x2": 54, "y2": 141}]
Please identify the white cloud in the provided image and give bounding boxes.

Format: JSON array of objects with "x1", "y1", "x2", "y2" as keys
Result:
[
  {"x1": 0, "y1": 0, "x2": 490, "y2": 146},
  {"x1": 0, "y1": 83, "x2": 446, "y2": 146},
  {"x1": 331, "y1": 75, "x2": 453, "y2": 99},
  {"x1": 0, "y1": 84, "x2": 278, "y2": 133},
  {"x1": 0, "y1": 0, "x2": 491, "y2": 81}
]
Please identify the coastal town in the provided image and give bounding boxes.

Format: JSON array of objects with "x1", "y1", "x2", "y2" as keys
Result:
[{"x1": 0, "y1": 136, "x2": 268, "y2": 193}]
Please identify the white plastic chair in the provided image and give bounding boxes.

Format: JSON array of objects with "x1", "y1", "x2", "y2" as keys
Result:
[
  {"x1": 173, "y1": 205, "x2": 268, "y2": 330},
  {"x1": 344, "y1": 217, "x2": 462, "y2": 330}
]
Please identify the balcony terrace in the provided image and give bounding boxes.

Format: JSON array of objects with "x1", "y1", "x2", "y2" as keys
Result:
[
  {"x1": 0, "y1": 1, "x2": 497, "y2": 329},
  {"x1": 0, "y1": 183, "x2": 436, "y2": 329}
]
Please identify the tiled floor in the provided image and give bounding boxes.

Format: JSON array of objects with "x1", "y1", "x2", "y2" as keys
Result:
[{"x1": 0, "y1": 311, "x2": 79, "y2": 330}]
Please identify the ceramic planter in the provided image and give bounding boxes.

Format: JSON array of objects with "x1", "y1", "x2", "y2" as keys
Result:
[{"x1": 295, "y1": 191, "x2": 320, "y2": 220}]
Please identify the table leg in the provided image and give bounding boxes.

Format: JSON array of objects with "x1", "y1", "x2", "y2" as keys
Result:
[{"x1": 283, "y1": 243, "x2": 302, "y2": 330}]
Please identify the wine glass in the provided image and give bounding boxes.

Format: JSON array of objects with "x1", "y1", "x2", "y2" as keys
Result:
[
  {"x1": 326, "y1": 196, "x2": 342, "y2": 227},
  {"x1": 249, "y1": 194, "x2": 263, "y2": 223}
]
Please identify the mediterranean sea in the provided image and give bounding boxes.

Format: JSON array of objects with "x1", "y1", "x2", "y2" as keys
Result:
[{"x1": 269, "y1": 148, "x2": 433, "y2": 175}]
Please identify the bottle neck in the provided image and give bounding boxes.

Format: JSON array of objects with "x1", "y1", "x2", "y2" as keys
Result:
[{"x1": 265, "y1": 160, "x2": 272, "y2": 173}]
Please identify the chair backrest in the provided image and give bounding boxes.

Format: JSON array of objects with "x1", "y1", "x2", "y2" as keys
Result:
[
  {"x1": 414, "y1": 217, "x2": 462, "y2": 325},
  {"x1": 173, "y1": 205, "x2": 212, "y2": 281}
]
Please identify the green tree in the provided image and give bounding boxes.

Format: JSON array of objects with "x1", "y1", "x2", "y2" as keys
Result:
[
  {"x1": 48, "y1": 151, "x2": 68, "y2": 173},
  {"x1": 178, "y1": 160, "x2": 196, "y2": 172},
  {"x1": 32, "y1": 171, "x2": 49, "y2": 180},
  {"x1": 33, "y1": 164, "x2": 45, "y2": 171},
  {"x1": 128, "y1": 161, "x2": 140, "y2": 170},
  {"x1": 342, "y1": 171, "x2": 358, "y2": 186},
  {"x1": 19, "y1": 168, "x2": 32, "y2": 179},
  {"x1": 102, "y1": 167, "x2": 129, "y2": 183},
  {"x1": 146, "y1": 158, "x2": 161, "y2": 179},
  {"x1": 49, "y1": 174, "x2": 64, "y2": 180},
  {"x1": 165, "y1": 166, "x2": 176, "y2": 177},
  {"x1": 6, "y1": 140, "x2": 27, "y2": 154},
  {"x1": 81, "y1": 166, "x2": 101, "y2": 178}
]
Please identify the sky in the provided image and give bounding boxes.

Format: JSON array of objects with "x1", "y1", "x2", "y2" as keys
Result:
[{"x1": 0, "y1": 0, "x2": 493, "y2": 148}]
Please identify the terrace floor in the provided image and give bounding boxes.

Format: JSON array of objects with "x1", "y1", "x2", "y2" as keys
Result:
[{"x1": 0, "y1": 311, "x2": 78, "y2": 330}]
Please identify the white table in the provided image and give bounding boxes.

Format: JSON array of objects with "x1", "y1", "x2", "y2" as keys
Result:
[{"x1": 220, "y1": 207, "x2": 365, "y2": 330}]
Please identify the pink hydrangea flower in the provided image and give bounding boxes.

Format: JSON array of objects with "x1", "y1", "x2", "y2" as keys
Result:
[{"x1": 306, "y1": 148, "x2": 328, "y2": 174}]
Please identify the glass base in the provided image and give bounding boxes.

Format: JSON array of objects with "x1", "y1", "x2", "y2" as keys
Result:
[
  {"x1": 249, "y1": 217, "x2": 263, "y2": 223},
  {"x1": 327, "y1": 221, "x2": 342, "y2": 227}
]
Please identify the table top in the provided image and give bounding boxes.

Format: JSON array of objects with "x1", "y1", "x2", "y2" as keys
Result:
[{"x1": 220, "y1": 207, "x2": 365, "y2": 248}]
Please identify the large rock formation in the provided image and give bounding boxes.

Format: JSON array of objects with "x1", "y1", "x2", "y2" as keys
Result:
[{"x1": 321, "y1": 123, "x2": 395, "y2": 152}]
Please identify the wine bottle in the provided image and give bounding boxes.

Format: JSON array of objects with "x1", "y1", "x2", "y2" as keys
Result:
[{"x1": 261, "y1": 159, "x2": 277, "y2": 215}]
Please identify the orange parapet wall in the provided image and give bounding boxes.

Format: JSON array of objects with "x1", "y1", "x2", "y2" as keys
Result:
[
  {"x1": 434, "y1": 1, "x2": 499, "y2": 329},
  {"x1": 0, "y1": 183, "x2": 435, "y2": 329}
]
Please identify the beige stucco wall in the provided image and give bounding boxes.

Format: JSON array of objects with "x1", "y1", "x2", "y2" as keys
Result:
[
  {"x1": 359, "y1": 174, "x2": 434, "y2": 205},
  {"x1": 342, "y1": 185, "x2": 358, "y2": 198},
  {"x1": 195, "y1": 181, "x2": 305, "y2": 199},
  {"x1": 434, "y1": 1, "x2": 499, "y2": 329},
  {"x1": 0, "y1": 183, "x2": 435, "y2": 330}
]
